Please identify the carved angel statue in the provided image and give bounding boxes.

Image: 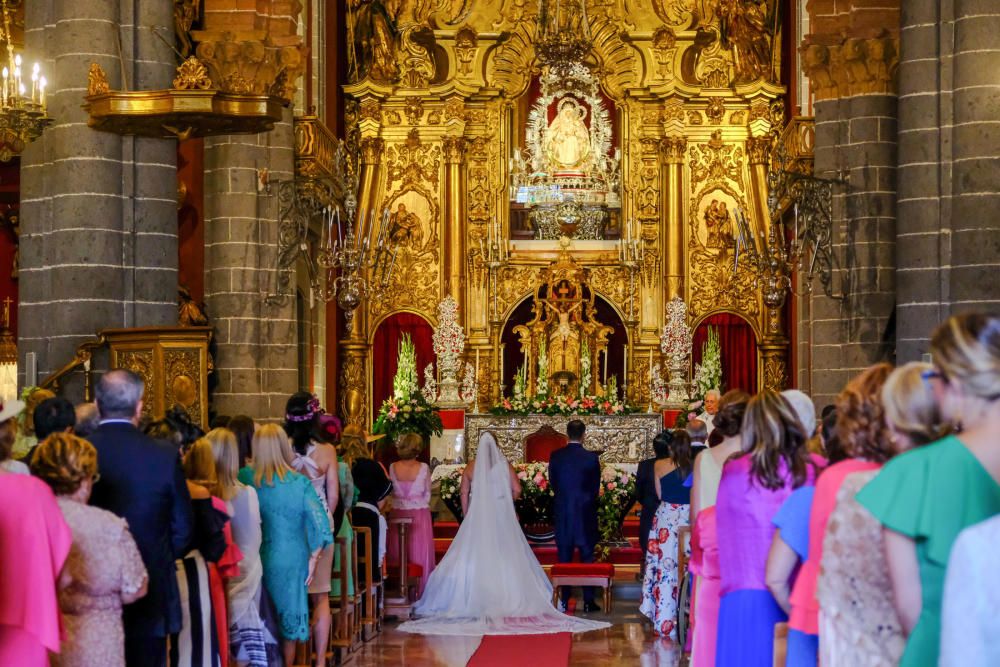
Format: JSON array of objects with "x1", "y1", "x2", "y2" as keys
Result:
[
  {"x1": 347, "y1": 0, "x2": 399, "y2": 82},
  {"x1": 718, "y1": 0, "x2": 775, "y2": 82}
]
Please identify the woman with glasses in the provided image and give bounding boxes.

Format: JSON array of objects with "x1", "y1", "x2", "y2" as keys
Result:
[
  {"x1": 32, "y1": 433, "x2": 148, "y2": 667},
  {"x1": 857, "y1": 313, "x2": 1000, "y2": 667}
]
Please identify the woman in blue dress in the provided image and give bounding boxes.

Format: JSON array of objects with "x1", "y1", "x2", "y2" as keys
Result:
[{"x1": 248, "y1": 424, "x2": 332, "y2": 666}]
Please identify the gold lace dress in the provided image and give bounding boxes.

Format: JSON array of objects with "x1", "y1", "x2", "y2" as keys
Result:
[
  {"x1": 53, "y1": 498, "x2": 148, "y2": 667},
  {"x1": 816, "y1": 470, "x2": 905, "y2": 667}
]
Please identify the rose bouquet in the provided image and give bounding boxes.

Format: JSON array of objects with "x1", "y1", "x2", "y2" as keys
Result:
[
  {"x1": 438, "y1": 465, "x2": 466, "y2": 521},
  {"x1": 373, "y1": 334, "x2": 444, "y2": 442}
]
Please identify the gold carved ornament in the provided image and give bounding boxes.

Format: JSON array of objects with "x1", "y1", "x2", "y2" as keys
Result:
[
  {"x1": 465, "y1": 413, "x2": 663, "y2": 463},
  {"x1": 368, "y1": 130, "x2": 442, "y2": 323},
  {"x1": 164, "y1": 349, "x2": 202, "y2": 424},
  {"x1": 117, "y1": 350, "x2": 156, "y2": 420},
  {"x1": 686, "y1": 130, "x2": 759, "y2": 321}
]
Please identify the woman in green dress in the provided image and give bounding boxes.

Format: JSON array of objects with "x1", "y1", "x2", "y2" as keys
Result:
[
  {"x1": 857, "y1": 313, "x2": 1000, "y2": 667},
  {"x1": 249, "y1": 424, "x2": 333, "y2": 667}
]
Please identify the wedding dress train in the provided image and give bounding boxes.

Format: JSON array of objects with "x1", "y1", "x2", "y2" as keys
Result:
[{"x1": 397, "y1": 433, "x2": 610, "y2": 636}]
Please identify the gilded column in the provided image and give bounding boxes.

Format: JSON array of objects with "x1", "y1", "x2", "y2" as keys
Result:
[
  {"x1": 660, "y1": 136, "x2": 687, "y2": 299},
  {"x1": 356, "y1": 136, "x2": 385, "y2": 243},
  {"x1": 442, "y1": 135, "x2": 467, "y2": 308},
  {"x1": 746, "y1": 136, "x2": 773, "y2": 233}
]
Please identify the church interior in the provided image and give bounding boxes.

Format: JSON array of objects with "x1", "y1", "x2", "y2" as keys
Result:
[{"x1": 1, "y1": 0, "x2": 999, "y2": 665}]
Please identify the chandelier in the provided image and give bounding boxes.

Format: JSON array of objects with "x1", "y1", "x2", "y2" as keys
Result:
[
  {"x1": 0, "y1": 0, "x2": 50, "y2": 161},
  {"x1": 535, "y1": 0, "x2": 593, "y2": 78}
]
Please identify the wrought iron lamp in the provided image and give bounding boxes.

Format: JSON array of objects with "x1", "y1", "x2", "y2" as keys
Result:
[{"x1": 0, "y1": 0, "x2": 50, "y2": 161}]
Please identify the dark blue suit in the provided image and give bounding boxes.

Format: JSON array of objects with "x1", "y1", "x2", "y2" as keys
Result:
[
  {"x1": 88, "y1": 421, "x2": 193, "y2": 667},
  {"x1": 548, "y1": 441, "x2": 601, "y2": 603}
]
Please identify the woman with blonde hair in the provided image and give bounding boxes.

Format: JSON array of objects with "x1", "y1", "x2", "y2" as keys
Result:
[
  {"x1": 859, "y1": 313, "x2": 1000, "y2": 667},
  {"x1": 206, "y1": 428, "x2": 270, "y2": 667},
  {"x1": 249, "y1": 424, "x2": 332, "y2": 667},
  {"x1": 387, "y1": 432, "x2": 436, "y2": 596},
  {"x1": 176, "y1": 437, "x2": 241, "y2": 667},
  {"x1": 817, "y1": 362, "x2": 942, "y2": 666},
  {"x1": 0, "y1": 397, "x2": 26, "y2": 473},
  {"x1": 31, "y1": 433, "x2": 147, "y2": 667},
  {"x1": 714, "y1": 390, "x2": 825, "y2": 667}
]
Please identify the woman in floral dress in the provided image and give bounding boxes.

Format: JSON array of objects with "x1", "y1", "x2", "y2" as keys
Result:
[{"x1": 640, "y1": 430, "x2": 693, "y2": 639}]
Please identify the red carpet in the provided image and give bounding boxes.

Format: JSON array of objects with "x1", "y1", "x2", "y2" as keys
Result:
[{"x1": 467, "y1": 632, "x2": 572, "y2": 667}]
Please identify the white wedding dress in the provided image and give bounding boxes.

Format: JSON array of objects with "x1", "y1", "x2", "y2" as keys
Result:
[{"x1": 398, "y1": 433, "x2": 610, "y2": 636}]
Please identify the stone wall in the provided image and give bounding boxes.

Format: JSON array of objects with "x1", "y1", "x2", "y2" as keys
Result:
[
  {"x1": 203, "y1": 113, "x2": 299, "y2": 420},
  {"x1": 895, "y1": 0, "x2": 1000, "y2": 361},
  {"x1": 20, "y1": 0, "x2": 177, "y2": 395},
  {"x1": 797, "y1": 0, "x2": 900, "y2": 407}
]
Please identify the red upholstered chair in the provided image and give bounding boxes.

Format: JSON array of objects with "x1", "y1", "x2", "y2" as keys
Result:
[
  {"x1": 549, "y1": 563, "x2": 615, "y2": 613},
  {"x1": 524, "y1": 425, "x2": 569, "y2": 463}
]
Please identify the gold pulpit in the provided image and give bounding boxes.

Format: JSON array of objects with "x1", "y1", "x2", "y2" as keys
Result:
[{"x1": 105, "y1": 327, "x2": 212, "y2": 428}]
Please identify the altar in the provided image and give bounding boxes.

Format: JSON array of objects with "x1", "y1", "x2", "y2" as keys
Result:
[{"x1": 463, "y1": 413, "x2": 662, "y2": 464}]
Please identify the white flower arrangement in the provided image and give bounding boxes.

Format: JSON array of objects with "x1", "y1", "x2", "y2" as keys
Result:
[{"x1": 693, "y1": 326, "x2": 722, "y2": 401}]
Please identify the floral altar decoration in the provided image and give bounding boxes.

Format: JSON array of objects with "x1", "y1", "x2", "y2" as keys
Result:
[
  {"x1": 373, "y1": 333, "x2": 444, "y2": 443},
  {"x1": 675, "y1": 325, "x2": 722, "y2": 427},
  {"x1": 435, "y1": 461, "x2": 638, "y2": 561}
]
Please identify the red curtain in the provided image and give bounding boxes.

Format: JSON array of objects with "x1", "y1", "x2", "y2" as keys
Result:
[
  {"x1": 371, "y1": 312, "x2": 435, "y2": 417},
  {"x1": 692, "y1": 313, "x2": 758, "y2": 395}
]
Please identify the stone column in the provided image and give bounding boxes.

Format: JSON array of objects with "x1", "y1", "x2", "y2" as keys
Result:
[
  {"x1": 799, "y1": 0, "x2": 900, "y2": 406},
  {"x1": 660, "y1": 136, "x2": 686, "y2": 299},
  {"x1": 20, "y1": 0, "x2": 177, "y2": 395},
  {"x1": 895, "y1": 0, "x2": 1000, "y2": 360},
  {"x1": 203, "y1": 112, "x2": 298, "y2": 420}
]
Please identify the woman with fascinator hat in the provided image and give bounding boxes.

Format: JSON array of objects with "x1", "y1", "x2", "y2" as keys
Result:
[{"x1": 283, "y1": 392, "x2": 340, "y2": 667}]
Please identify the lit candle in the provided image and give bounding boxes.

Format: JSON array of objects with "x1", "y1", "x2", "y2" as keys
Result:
[
  {"x1": 1, "y1": 68, "x2": 7, "y2": 107},
  {"x1": 31, "y1": 62, "x2": 38, "y2": 103},
  {"x1": 14, "y1": 54, "x2": 21, "y2": 100},
  {"x1": 39, "y1": 77, "x2": 46, "y2": 110}
]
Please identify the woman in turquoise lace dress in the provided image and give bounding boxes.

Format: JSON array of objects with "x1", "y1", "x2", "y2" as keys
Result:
[{"x1": 249, "y1": 424, "x2": 332, "y2": 666}]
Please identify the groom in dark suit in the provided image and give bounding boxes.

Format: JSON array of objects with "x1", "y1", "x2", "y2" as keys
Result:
[{"x1": 548, "y1": 419, "x2": 602, "y2": 611}]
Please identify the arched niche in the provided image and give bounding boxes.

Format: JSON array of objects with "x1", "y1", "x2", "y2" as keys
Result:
[
  {"x1": 692, "y1": 312, "x2": 759, "y2": 395},
  {"x1": 499, "y1": 293, "x2": 628, "y2": 395}
]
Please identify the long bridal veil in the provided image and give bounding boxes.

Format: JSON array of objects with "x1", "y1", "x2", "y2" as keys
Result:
[{"x1": 398, "y1": 432, "x2": 610, "y2": 636}]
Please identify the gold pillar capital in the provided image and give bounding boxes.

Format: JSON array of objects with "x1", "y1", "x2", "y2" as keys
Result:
[
  {"x1": 660, "y1": 135, "x2": 687, "y2": 163},
  {"x1": 747, "y1": 136, "x2": 773, "y2": 165},
  {"x1": 442, "y1": 135, "x2": 467, "y2": 164},
  {"x1": 359, "y1": 137, "x2": 385, "y2": 165}
]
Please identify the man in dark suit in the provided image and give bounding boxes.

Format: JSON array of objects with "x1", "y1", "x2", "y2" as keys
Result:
[
  {"x1": 88, "y1": 369, "x2": 194, "y2": 667},
  {"x1": 548, "y1": 418, "x2": 602, "y2": 612}
]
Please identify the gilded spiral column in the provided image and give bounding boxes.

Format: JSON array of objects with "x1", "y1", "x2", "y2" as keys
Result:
[
  {"x1": 660, "y1": 136, "x2": 687, "y2": 299},
  {"x1": 442, "y1": 135, "x2": 467, "y2": 307},
  {"x1": 748, "y1": 135, "x2": 788, "y2": 392}
]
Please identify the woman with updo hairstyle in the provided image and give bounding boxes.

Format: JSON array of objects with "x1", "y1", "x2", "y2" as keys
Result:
[
  {"x1": 714, "y1": 390, "x2": 825, "y2": 667},
  {"x1": 817, "y1": 362, "x2": 942, "y2": 666},
  {"x1": 283, "y1": 392, "x2": 339, "y2": 666},
  {"x1": 688, "y1": 390, "x2": 750, "y2": 667},
  {"x1": 32, "y1": 433, "x2": 148, "y2": 667},
  {"x1": 768, "y1": 364, "x2": 893, "y2": 666},
  {"x1": 387, "y1": 432, "x2": 435, "y2": 596},
  {"x1": 859, "y1": 314, "x2": 1000, "y2": 667}
]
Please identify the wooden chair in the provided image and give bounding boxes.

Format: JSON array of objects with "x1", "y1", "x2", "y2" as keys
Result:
[
  {"x1": 354, "y1": 526, "x2": 381, "y2": 641},
  {"x1": 384, "y1": 516, "x2": 414, "y2": 619},
  {"x1": 327, "y1": 536, "x2": 355, "y2": 662}
]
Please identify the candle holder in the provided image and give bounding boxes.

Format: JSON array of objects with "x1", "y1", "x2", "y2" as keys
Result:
[{"x1": 0, "y1": 0, "x2": 51, "y2": 161}]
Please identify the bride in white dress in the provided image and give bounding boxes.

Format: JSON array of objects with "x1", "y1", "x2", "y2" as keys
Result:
[{"x1": 398, "y1": 432, "x2": 610, "y2": 636}]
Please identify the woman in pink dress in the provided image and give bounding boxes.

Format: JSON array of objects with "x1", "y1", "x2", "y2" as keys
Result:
[
  {"x1": 715, "y1": 390, "x2": 825, "y2": 667},
  {"x1": 0, "y1": 434, "x2": 73, "y2": 666},
  {"x1": 387, "y1": 432, "x2": 436, "y2": 596}
]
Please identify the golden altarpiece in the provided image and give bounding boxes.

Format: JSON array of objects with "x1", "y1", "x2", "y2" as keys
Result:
[{"x1": 337, "y1": 0, "x2": 787, "y2": 424}]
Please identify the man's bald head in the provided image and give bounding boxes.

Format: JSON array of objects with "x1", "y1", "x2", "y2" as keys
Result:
[{"x1": 95, "y1": 369, "x2": 145, "y2": 421}]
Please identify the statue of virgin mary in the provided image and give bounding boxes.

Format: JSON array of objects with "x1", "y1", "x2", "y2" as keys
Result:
[{"x1": 543, "y1": 98, "x2": 593, "y2": 173}]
